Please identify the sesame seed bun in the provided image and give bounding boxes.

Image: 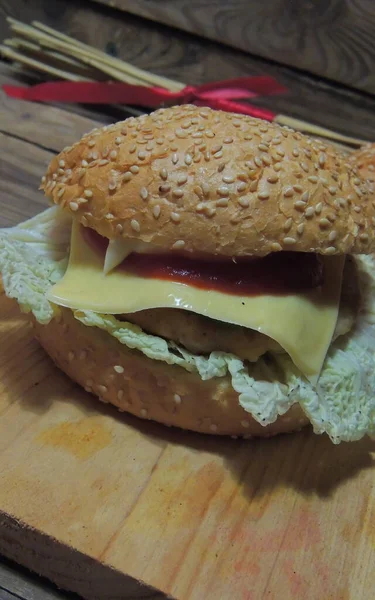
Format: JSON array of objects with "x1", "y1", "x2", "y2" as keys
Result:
[
  {"x1": 33, "y1": 307, "x2": 309, "y2": 437},
  {"x1": 42, "y1": 106, "x2": 375, "y2": 257},
  {"x1": 350, "y1": 144, "x2": 375, "y2": 182}
]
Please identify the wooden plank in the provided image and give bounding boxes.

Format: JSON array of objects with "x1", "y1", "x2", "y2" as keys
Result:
[
  {"x1": 0, "y1": 558, "x2": 77, "y2": 600},
  {"x1": 0, "y1": 291, "x2": 375, "y2": 600},
  {"x1": 91, "y1": 0, "x2": 375, "y2": 95},
  {"x1": 1, "y1": 0, "x2": 375, "y2": 141}
]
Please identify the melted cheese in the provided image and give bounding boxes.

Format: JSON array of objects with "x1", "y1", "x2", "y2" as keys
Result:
[
  {"x1": 104, "y1": 238, "x2": 159, "y2": 274},
  {"x1": 48, "y1": 222, "x2": 345, "y2": 381}
]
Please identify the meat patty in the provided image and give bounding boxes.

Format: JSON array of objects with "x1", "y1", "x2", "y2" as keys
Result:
[{"x1": 121, "y1": 257, "x2": 359, "y2": 361}]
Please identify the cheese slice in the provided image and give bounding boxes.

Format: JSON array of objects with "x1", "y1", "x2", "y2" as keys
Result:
[
  {"x1": 48, "y1": 222, "x2": 345, "y2": 382},
  {"x1": 104, "y1": 238, "x2": 159, "y2": 274}
]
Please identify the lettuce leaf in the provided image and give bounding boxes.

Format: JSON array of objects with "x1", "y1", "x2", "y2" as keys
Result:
[{"x1": 1, "y1": 208, "x2": 375, "y2": 443}]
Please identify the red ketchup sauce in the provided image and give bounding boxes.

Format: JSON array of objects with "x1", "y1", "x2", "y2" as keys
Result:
[{"x1": 82, "y1": 227, "x2": 324, "y2": 296}]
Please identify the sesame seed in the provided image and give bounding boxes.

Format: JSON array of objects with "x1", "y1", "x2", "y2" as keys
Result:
[
  {"x1": 223, "y1": 175, "x2": 234, "y2": 184},
  {"x1": 319, "y1": 218, "x2": 330, "y2": 228},
  {"x1": 305, "y1": 206, "x2": 314, "y2": 217},
  {"x1": 152, "y1": 205, "x2": 161, "y2": 219},
  {"x1": 160, "y1": 168, "x2": 168, "y2": 180},
  {"x1": 129, "y1": 144, "x2": 136, "y2": 153},
  {"x1": 324, "y1": 246, "x2": 337, "y2": 255},
  {"x1": 174, "y1": 394, "x2": 182, "y2": 404},
  {"x1": 214, "y1": 150, "x2": 223, "y2": 159},
  {"x1": 171, "y1": 212, "x2": 181, "y2": 223},
  {"x1": 141, "y1": 408, "x2": 148, "y2": 417},
  {"x1": 261, "y1": 155, "x2": 272, "y2": 166},
  {"x1": 218, "y1": 162, "x2": 226, "y2": 173},
  {"x1": 284, "y1": 218, "x2": 293, "y2": 232},
  {"x1": 98, "y1": 159, "x2": 109, "y2": 166},
  {"x1": 114, "y1": 365, "x2": 124, "y2": 373},
  {"x1": 274, "y1": 163, "x2": 282, "y2": 172},
  {"x1": 130, "y1": 165, "x2": 139, "y2": 174},
  {"x1": 59, "y1": 160, "x2": 65, "y2": 168},
  {"x1": 84, "y1": 189, "x2": 93, "y2": 198},
  {"x1": 239, "y1": 197, "x2": 250, "y2": 208},
  {"x1": 218, "y1": 185, "x2": 230, "y2": 197},
  {"x1": 293, "y1": 184, "x2": 303, "y2": 193},
  {"x1": 57, "y1": 187, "x2": 65, "y2": 198},
  {"x1": 115, "y1": 136, "x2": 123, "y2": 145},
  {"x1": 271, "y1": 242, "x2": 282, "y2": 251},
  {"x1": 109, "y1": 180, "x2": 117, "y2": 191},
  {"x1": 224, "y1": 137, "x2": 233, "y2": 144},
  {"x1": 297, "y1": 223, "x2": 305, "y2": 235},
  {"x1": 258, "y1": 143, "x2": 269, "y2": 152},
  {"x1": 172, "y1": 240, "x2": 185, "y2": 250},
  {"x1": 300, "y1": 161, "x2": 309, "y2": 173},
  {"x1": 319, "y1": 153, "x2": 326, "y2": 167},
  {"x1": 131, "y1": 219, "x2": 140, "y2": 232},
  {"x1": 205, "y1": 130, "x2": 215, "y2": 138},
  {"x1": 210, "y1": 424, "x2": 218, "y2": 432},
  {"x1": 177, "y1": 174, "x2": 188, "y2": 185},
  {"x1": 241, "y1": 420, "x2": 250, "y2": 428},
  {"x1": 276, "y1": 148, "x2": 285, "y2": 157},
  {"x1": 292, "y1": 148, "x2": 300, "y2": 157},
  {"x1": 123, "y1": 171, "x2": 132, "y2": 182},
  {"x1": 328, "y1": 186, "x2": 337, "y2": 195},
  {"x1": 140, "y1": 187, "x2": 148, "y2": 200},
  {"x1": 117, "y1": 390, "x2": 124, "y2": 400},
  {"x1": 138, "y1": 151, "x2": 147, "y2": 160},
  {"x1": 204, "y1": 152, "x2": 211, "y2": 161},
  {"x1": 283, "y1": 187, "x2": 294, "y2": 197},
  {"x1": 329, "y1": 231, "x2": 337, "y2": 242},
  {"x1": 315, "y1": 202, "x2": 323, "y2": 214},
  {"x1": 267, "y1": 174, "x2": 279, "y2": 184},
  {"x1": 237, "y1": 182, "x2": 247, "y2": 193},
  {"x1": 81, "y1": 160, "x2": 88, "y2": 167},
  {"x1": 116, "y1": 224, "x2": 123, "y2": 233},
  {"x1": 254, "y1": 156, "x2": 262, "y2": 167},
  {"x1": 258, "y1": 191, "x2": 270, "y2": 200},
  {"x1": 202, "y1": 182, "x2": 210, "y2": 197},
  {"x1": 98, "y1": 385, "x2": 108, "y2": 395},
  {"x1": 301, "y1": 191, "x2": 310, "y2": 203},
  {"x1": 294, "y1": 200, "x2": 306, "y2": 211},
  {"x1": 360, "y1": 233, "x2": 369, "y2": 242},
  {"x1": 283, "y1": 236, "x2": 296, "y2": 245},
  {"x1": 159, "y1": 184, "x2": 171, "y2": 194},
  {"x1": 173, "y1": 188, "x2": 184, "y2": 198},
  {"x1": 69, "y1": 201, "x2": 79, "y2": 211},
  {"x1": 216, "y1": 198, "x2": 229, "y2": 207},
  {"x1": 172, "y1": 153, "x2": 179, "y2": 164}
]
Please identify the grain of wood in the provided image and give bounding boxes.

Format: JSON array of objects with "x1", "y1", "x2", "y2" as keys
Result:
[
  {"x1": 91, "y1": 0, "x2": 375, "y2": 95},
  {"x1": 1, "y1": 0, "x2": 375, "y2": 141},
  {"x1": 0, "y1": 289, "x2": 375, "y2": 600}
]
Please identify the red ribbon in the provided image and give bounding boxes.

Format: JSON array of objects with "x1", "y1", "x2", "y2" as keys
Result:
[{"x1": 2, "y1": 76, "x2": 285, "y2": 121}]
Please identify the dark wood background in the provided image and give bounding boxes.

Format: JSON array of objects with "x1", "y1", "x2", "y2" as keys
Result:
[
  {"x1": 92, "y1": 0, "x2": 375, "y2": 95},
  {"x1": 1, "y1": 0, "x2": 375, "y2": 141}
]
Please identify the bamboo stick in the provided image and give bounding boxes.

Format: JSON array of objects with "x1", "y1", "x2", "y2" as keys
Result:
[
  {"x1": 0, "y1": 45, "x2": 92, "y2": 82},
  {"x1": 275, "y1": 115, "x2": 367, "y2": 147},
  {"x1": 3, "y1": 17, "x2": 368, "y2": 148}
]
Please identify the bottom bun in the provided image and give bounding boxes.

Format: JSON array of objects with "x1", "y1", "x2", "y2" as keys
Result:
[{"x1": 33, "y1": 308, "x2": 309, "y2": 437}]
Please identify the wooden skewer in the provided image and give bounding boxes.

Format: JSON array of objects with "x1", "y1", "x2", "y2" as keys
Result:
[
  {"x1": 32, "y1": 20, "x2": 185, "y2": 92},
  {"x1": 0, "y1": 44, "x2": 92, "y2": 82},
  {"x1": 4, "y1": 17, "x2": 368, "y2": 148},
  {"x1": 3, "y1": 38, "x2": 98, "y2": 77},
  {"x1": 275, "y1": 115, "x2": 367, "y2": 148}
]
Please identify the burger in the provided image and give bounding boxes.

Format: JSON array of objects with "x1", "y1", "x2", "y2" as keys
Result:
[{"x1": 1, "y1": 105, "x2": 375, "y2": 443}]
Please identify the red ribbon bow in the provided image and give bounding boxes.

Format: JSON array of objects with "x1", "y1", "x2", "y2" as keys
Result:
[{"x1": 3, "y1": 76, "x2": 286, "y2": 121}]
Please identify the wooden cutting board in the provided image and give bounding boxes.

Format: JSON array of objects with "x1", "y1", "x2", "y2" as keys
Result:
[{"x1": 1, "y1": 286, "x2": 375, "y2": 600}]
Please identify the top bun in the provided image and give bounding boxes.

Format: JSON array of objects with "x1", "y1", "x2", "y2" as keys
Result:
[
  {"x1": 42, "y1": 105, "x2": 375, "y2": 257},
  {"x1": 350, "y1": 144, "x2": 375, "y2": 182}
]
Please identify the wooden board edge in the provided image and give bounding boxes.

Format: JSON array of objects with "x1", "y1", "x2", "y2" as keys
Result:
[{"x1": 0, "y1": 511, "x2": 169, "y2": 600}]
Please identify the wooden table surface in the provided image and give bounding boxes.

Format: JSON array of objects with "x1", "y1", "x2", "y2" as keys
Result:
[{"x1": 1, "y1": 1, "x2": 375, "y2": 598}]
